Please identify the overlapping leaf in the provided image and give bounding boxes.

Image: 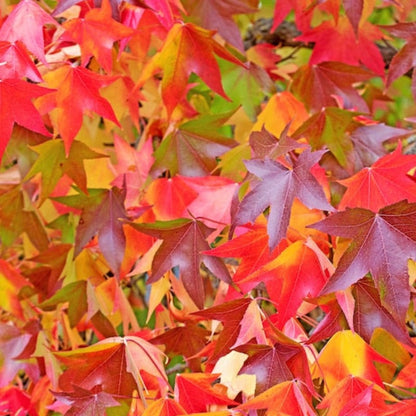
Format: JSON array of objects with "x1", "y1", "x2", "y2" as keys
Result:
[{"x1": 233, "y1": 148, "x2": 334, "y2": 249}]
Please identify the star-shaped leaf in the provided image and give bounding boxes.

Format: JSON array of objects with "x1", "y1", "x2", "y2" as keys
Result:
[
  {"x1": 311, "y1": 200, "x2": 416, "y2": 324},
  {"x1": 151, "y1": 113, "x2": 237, "y2": 177},
  {"x1": 338, "y1": 143, "x2": 416, "y2": 211},
  {"x1": 138, "y1": 22, "x2": 245, "y2": 115},
  {"x1": 39, "y1": 64, "x2": 119, "y2": 154},
  {"x1": 53, "y1": 384, "x2": 120, "y2": 415},
  {"x1": 61, "y1": 0, "x2": 134, "y2": 73},
  {"x1": 53, "y1": 186, "x2": 127, "y2": 276},
  {"x1": 0, "y1": 79, "x2": 52, "y2": 162},
  {"x1": 0, "y1": 0, "x2": 58, "y2": 64},
  {"x1": 25, "y1": 139, "x2": 107, "y2": 202},
  {"x1": 0, "y1": 41, "x2": 42, "y2": 82},
  {"x1": 233, "y1": 149, "x2": 334, "y2": 249},
  {"x1": 292, "y1": 62, "x2": 372, "y2": 112},
  {"x1": 128, "y1": 218, "x2": 232, "y2": 308},
  {"x1": 297, "y1": 15, "x2": 385, "y2": 75}
]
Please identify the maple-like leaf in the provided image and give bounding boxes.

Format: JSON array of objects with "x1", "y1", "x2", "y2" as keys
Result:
[
  {"x1": 317, "y1": 375, "x2": 395, "y2": 416},
  {"x1": 61, "y1": 0, "x2": 134, "y2": 73},
  {"x1": 151, "y1": 113, "x2": 237, "y2": 177},
  {"x1": 240, "y1": 239, "x2": 330, "y2": 329},
  {"x1": 56, "y1": 336, "x2": 169, "y2": 397},
  {"x1": 249, "y1": 124, "x2": 306, "y2": 160},
  {"x1": 0, "y1": 0, "x2": 58, "y2": 64},
  {"x1": 25, "y1": 139, "x2": 107, "y2": 202},
  {"x1": 40, "y1": 281, "x2": 87, "y2": 327},
  {"x1": 128, "y1": 218, "x2": 232, "y2": 308},
  {"x1": 237, "y1": 337, "x2": 313, "y2": 394},
  {"x1": 138, "y1": 22, "x2": 245, "y2": 115},
  {"x1": 313, "y1": 330, "x2": 390, "y2": 391},
  {"x1": 233, "y1": 149, "x2": 333, "y2": 249},
  {"x1": 182, "y1": 0, "x2": 258, "y2": 50},
  {"x1": 0, "y1": 41, "x2": 42, "y2": 82},
  {"x1": 174, "y1": 373, "x2": 236, "y2": 413},
  {"x1": 311, "y1": 200, "x2": 416, "y2": 323},
  {"x1": 237, "y1": 380, "x2": 316, "y2": 416},
  {"x1": 297, "y1": 15, "x2": 385, "y2": 75},
  {"x1": 338, "y1": 143, "x2": 416, "y2": 211},
  {"x1": 0, "y1": 79, "x2": 52, "y2": 161},
  {"x1": 206, "y1": 225, "x2": 288, "y2": 293},
  {"x1": 54, "y1": 186, "x2": 127, "y2": 276},
  {"x1": 150, "y1": 322, "x2": 210, "y2": 360},
  {"x1": 141, "y1": 398, "x2": 187, "y2": 416},
  {"x1": 39, "y1": 64, "x2": 119, "y2": 154},
  {"x1": 292, "y1": 62, "x2": 372, "y2": 112},
  {"x1": 53, "y1": 384, "x2": 120, "y2": 416},
  {"x1": 192, "y1": 298, "x2": 252, "y2": 360}
]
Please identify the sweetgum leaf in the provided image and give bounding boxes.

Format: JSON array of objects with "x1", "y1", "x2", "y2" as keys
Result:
[
  {"x1": 25, "y1": 139, "x2": 107, "y2": 202},
  {"x1": 0, "y1": 79, "x2": 52, "y2": 162},
  {"x1": 0, "y1": 41, "x2": 42, "y2": 82},
  {"x1": 233, "y1": 149, "x2": 333, "y2": 249},
  {"x1": 54, "y1": 187, "x2": 127, "y2": 276},
  {"x1": 53, "y1": 384, "x2": 120, "y2": 416},
  {"x1": 338, "y1": 144, "x2": 416, "y2": 211},
  {"x1": 138, "y1": 22, "x2": 245, "y2": 115},
  {"x1": 292, "y1": 62, "x2": 372, "y2": 112},
  {"x1": 128, "y1": 218, "x2": 232, "y2": 308},
  {"x1": 39, "y1": 65, "x2": 119, "y2": 154},
  {"x1": 56, "y1": 336, "x2": 168, "y2": 394},
  {"x1": 311, "y1": 200, "x2": 416, "y2": 324},
  {"x1": 0, "y1": 0, "x2": 58, "y2": 64},
  {"x1": 61, "y1": 0, "x2": 134, "y2": 73},
  {"x1": 151, "y1": 113, "x2": 237, "y2": 177}
]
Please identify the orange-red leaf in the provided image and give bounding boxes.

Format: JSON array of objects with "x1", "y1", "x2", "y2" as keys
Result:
[{"x1": 138, "y1": 22, "x2": 244, "y2": 115}]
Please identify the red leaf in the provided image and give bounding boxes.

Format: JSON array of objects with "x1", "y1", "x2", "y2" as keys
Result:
[
  {"x1": 39, "y1": 65, "x2": 119, "y2": 154},
  {"x1": 0, "y1": 0, "x2": 58, "y2": 64},
  {"x1": 174, "y1": 373, "x2": 236, "y2": 413},
  {"x1": 0, "y1": 41, "x2": 42, "y2": 82},
  {"x1": 61, "y1": 0, "x2": 134, "y2": 73},
  {"x1": 297, "y1": 16, "x2": 385, "y2": 75},
  {"x1": 0, "y1": 79, "x2": 52, "y2": 162},
  {"x1": 339, "y1": 143, "x2": 416, "y2": 211},
  {"x1": 292, "y1": 62, "x2": 372, "y2": 112},
  {"x1": 312, "y1": 200, "x2": 416, "y2": 324}
]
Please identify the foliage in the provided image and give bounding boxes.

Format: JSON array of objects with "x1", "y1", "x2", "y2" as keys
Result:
[{"x1": 3, "y1": 0, "x2": 416, "y2": 414}]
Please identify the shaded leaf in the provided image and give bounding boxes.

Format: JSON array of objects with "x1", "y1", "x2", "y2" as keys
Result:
[
  {"x1": 233, "y1": 149, "x2": 333, "y2": 249},
  {"x1": 128, "y1": 218, "x2": 232, "y2": 308}
]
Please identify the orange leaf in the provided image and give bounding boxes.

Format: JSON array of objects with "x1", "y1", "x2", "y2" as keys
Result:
[
  {"x1": 314, "y1": 330, "x2": 391, "y2": 391},
  {"x1": 237, "y1": 380, "x2": 316, "y2": 416},
  {"x1": 138, "y1": 22, "x2": 244, "y2": 115},
  {"x1": 62, "y1": 0, "x2": 134, "y2": 73}
]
